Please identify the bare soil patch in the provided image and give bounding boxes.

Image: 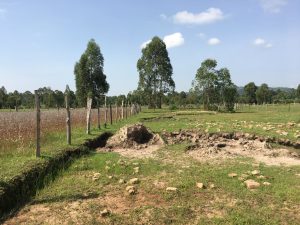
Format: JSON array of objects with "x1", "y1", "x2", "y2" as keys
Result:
[
  {"x1": 163, "y1": 130, "x2": 300, "y2": 166},
  {"x1": 97, "y1": 123, "x2": 164, "y2": 158}
]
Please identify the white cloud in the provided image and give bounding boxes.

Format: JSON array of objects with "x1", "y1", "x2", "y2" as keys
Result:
[
  {"x1": 173, "y1": 8, "x2": 224, "y2": 25},
  {"x1": 140, "y1": 40, "x2": 151, "y2": 49},
  {"x1": 259, "y1": 0, "x2": 288, "y2": 13},
  {"x1": 140, "y1": 32, "x2": 184, "y2": 49},
  {"x1": 208, "y1": 38, "x2": 221, "y2": 45},
  {"x1": 254, "y1": 38, "x2": 266, "y2": 46},
  {"x1": 163, "y1": 32, "x2": 184, "y2": 49},
  {"x1": 253, "y1": 38, "x2": 273, "y2": 48}
]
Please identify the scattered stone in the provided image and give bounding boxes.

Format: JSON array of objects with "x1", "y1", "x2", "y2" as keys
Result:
[
  {"x1": 196, "y1": 182, "x2": 205, "y2": 189},
  {"x1": 105, "y1": 166, "x2": 110, "y2": 170},
  {"x1": 263, "y1": 182, "x2": 271, "y2": 186},
  {"x1": 117, "y1": 159, "x2": 126, "y2": 165},
  {"x1": 126, "y1": 186, "x2": 136, "y2": 195},
  {"x1": 281, "y1": 132, "x2": 288, "y2": 136},
  {"x1": 132, "y1": 162, "x2": 139, "y2": 166},
  {"x1": 228, "y1": 173, "x2": 238, "y2": 178},
  {"x1": 129, "y1": 178, "x2": 139, "y2": 184},
  {"x1": 100, "y1": 209, "x2": 110, "y2": 217},
  {"x1": 209, "y1": 183, "x2": 216, "y2": 189},
  {"x1": 92, "y1": 173, "x2": 101, "y2": 181},
  {"x1": 166, "y1": 187, "x2": 178, "y2": 192},
  {"x1": 257, "y1": 175, "x2": 266, "y2": 179},
  {"x1": 133, "y1": 167, "x2": 140, "y2": 173},
  {"x1": 295, "y1": 174, "x2": 300, "y2": 177},
  {"x1": 244, "y1": 179, "x2": 260, "y2": 189},
  {"x1": 118, "y1": 179, "x2": 125, "y2": 184},
  {"x1": 107, "y1": 175, "x2": 113, "y2": 179},
  {"x1": 251, "y1": 170, "x2": 260, "y2": 175}
]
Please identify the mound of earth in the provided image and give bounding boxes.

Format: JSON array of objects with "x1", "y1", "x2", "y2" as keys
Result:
[
  {"x1": 101, "y1": 124, "x2": 164, "y2": 158},
  {"x1": 162, "y1": 130, "x2": 300, "y2": 166}
]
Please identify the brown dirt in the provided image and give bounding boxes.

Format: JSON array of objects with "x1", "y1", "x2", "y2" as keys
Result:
[
  {"x1": 97, "y1": 123, "x2": 164, "y2": 158},
  {"x1": 163, "y1": 130, "x2": 300, "y2": 166}
]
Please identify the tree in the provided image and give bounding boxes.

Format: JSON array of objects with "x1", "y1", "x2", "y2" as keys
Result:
[
  {"x1": 193, "y1": 59, "x2": 236, "y2": 111},
  {"x1": 74, "y1": 39, "x2": 109, "y2": 107},
  {"x1": 256, "y1": 83, "x2": 270, "y2": 104},
  {"x1": 244, "y1": 82, "x2": 257, "y2": 104},
  {"x1": 0, "y1": 86, "x2": 7, "y2": 108},
  {"x1": 21, "y1": 91, "x2": 34, "y2": 108},
  {"x1": 297, "y1": 84, "x2": 300, "y2": 99},
  {"x1": 137, "y1": 36, "x2": 175, "y2": 108}
]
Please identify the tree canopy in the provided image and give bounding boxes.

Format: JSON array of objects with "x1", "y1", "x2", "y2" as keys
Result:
[
  {"x1": 74, "y1": 39, "x2": 109, "y2": 107},
  {"x1": 137, "y1": 36, "x2": 175, "y2": 108}
]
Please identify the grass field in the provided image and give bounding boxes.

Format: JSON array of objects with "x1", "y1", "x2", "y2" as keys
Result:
[{"x1": 2, "y1": 104, "x2": 300, "y2": 224}]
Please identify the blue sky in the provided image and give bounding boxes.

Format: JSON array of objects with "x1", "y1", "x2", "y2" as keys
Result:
[{"x1": 0, "y1": 0, "x2": 299, "y2": 95}]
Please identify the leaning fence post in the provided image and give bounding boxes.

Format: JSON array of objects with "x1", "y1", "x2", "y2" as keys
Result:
[
  {"x1": 86, "y1": 97, "x2": 92, "y2": 134},
  {"x1": 35, "y1": 91, "x2": 41, "y2": 157},
  {"x1": 97, "y1": 105, "x2": 101, "y2": 129},
  {"x1": 110, "y1": 104, "x2": 113, "y2": 125},
  {"x1": 104, "y1": 96, "x2": 107, "y2": 128},
  {"x1": 121, "y1": 100, "x2": 124, "y2": 119},
  {"x1": 115, "y1": 103, "x2": 118, "y2": 122},
  {"x1": 65, "y1": 94, "x2": 71, "y2": 145}
]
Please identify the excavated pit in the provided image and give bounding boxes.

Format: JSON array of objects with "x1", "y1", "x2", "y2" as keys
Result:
[{"x1": 162, "y1": 130, "x2": 300, "y2": 166}]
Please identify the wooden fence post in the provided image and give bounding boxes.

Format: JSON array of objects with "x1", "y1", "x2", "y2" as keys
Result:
[
  {"x1": 97, "y1": 106, "x2": 101, "y2": 129},
  {"x1": 115, "y1": 104, "x2": 118, "y2": 122},
  {"x1": 35, "y1": 91, "x2": 41, "y2": 157},
  {"x1": 121, "y1": 100, "x2": 124, "y2": 119},
  {"x1": 104, "y1": 96, "x2": 107, "y2": 128},
  {"x1": 110, "y1": 104, "x2": 113, "y2": 125},
  {"x1": 86, "y1": 97, "x2": 92, "y2": 134},
  {"x1": 65, "y1": 94, "x2": 71, "y2": 145},
  {"x1": 125, "y1": 102, "x2": 128, "y2": 119}
]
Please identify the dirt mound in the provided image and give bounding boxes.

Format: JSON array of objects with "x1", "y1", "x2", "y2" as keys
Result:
[
  {"x1": 163, "y1": 130, "x2": 300, "y2": 166},
  {"x1": 107, "y1": 123, "x2": 163, "y2": 148}
]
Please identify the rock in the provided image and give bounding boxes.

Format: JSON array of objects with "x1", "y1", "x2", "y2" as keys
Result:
[
  {"x1": 209, "y1": 183, "x2": 216, "y2": 189},
  {"x1": 118, "y1": 179, "x2": 125, "y2": 184},
  {"x1": 132, "y1": 162, "x2": 139, "y2": 166},
  {"x1": 263, "y1": 182, "x2": 271, "y2": 186},
  {"x1": 196, "y1": 182, "x2": 205, "y2": 189},
  {"x1": 166, "y1": 187, "x2": 178, "y2": 192},
  {"x1": 228, "y1": 173, "x2": 238, "y2": 178},
  {"x1": 126, "y1": 186, "x2": 136, "y2": 194},
  {"x1": 244, "y1": 179, "x2": 260, "y2": 189},
  {"x1": 281, "y1": 131, "x2": 288, "y2": 136},
  {"x1": 257, "y1": 175, "x2": 266, "y2": 179},
  {"x1": 105, "y1": 166, "x2": 110, "y2": 170},
  {"x1": 129, "y1": 178, "x2": 139, "y2": 184},
  {"x1": 108, "y1": 175, "x2": 113, "y2": 179},
  {"x1": 92, "y1": 173, "x2": 101, "y2": 181},
  {"x1": 251, "y1": 170, "x2": 260, "y2": 175},
  {"x1": 133, "y1": 167, "x2": 140, "y2": 173},
  {"x1": 100, "y1": 209, "x2": 110, "y2": 217},
  {"x1": 295, "y1": 174, "x2": 300, "y2": 177}
]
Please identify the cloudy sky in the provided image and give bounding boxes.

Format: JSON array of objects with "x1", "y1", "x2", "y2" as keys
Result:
[{"x1": 0, "y1": 0, "x2": 299, "y2": 95}]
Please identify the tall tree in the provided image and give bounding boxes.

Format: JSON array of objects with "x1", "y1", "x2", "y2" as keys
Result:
[
  {"x1": 244, "y1": 82, "x2": 257, "y2": 104},
  {"x1": 0, "y1": 86, "x2": 7, "y2": 108},
  {"x1": 74, "y1": 39, "x2": 109, "y2": 107},
  {"x1": 137, "y1": 36, "x2": 175, "y2": 108},
  {"x1": 256, "y1": 83, "x2": 270, "y2": 104}
]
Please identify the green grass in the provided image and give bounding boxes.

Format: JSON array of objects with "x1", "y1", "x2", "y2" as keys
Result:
[{"x1": 2, "y1": 104, "x2": 300, "y2": 224}]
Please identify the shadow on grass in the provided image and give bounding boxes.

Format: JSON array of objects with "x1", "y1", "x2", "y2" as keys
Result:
[{"x1": 31, "y1": 192, "x2": 100, "y2": 205}]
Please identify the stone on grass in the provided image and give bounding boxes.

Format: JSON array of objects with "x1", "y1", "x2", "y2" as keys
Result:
[
  {"x1": 263, "y1": 182, "x2": 271, "y2": 186},
  {"x1": 126, "y1": 186, "x2": 136, "y2": 195},
  {"x1": 133, "y1": 167, "x2": 140, "y2": 173},
  {"x1": 118, "y1": 179, "x2": 125, "y2": 184},
  {"x1": 228, "y1": 173, "x2": 237, "y2": 178},
  {"x1": 251, "y1": 170, "x2": 260, "y2": 175},
  {"x1": 166, "y1": 187, "x2": 178, "y2": 192},
  {"x1": 92, "y1": 173, "x2": 101, "y2": 181},
  {"x1": 129, "y1": 178, "x2": 139, "y2": 184},
  {"x1": 244, "y1": 179, "x2": 260, "y2": 189},
  {"x1": 257, "y1": 175, "x2": 266, "y2": 179},
  {"x1": 209, "y1": 183, "x2": 216, "y2": 189},
  {"x1": 196, "y1": 182, "x2": 205, "y2": 189},
  {"x1": 100, "y1": 209, "x2": 110, "y2": 217}
]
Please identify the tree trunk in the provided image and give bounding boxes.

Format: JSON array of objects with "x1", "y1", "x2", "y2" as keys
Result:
[{"x1": 86, "y1": 97, "x2": 92, "y2": 134}]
